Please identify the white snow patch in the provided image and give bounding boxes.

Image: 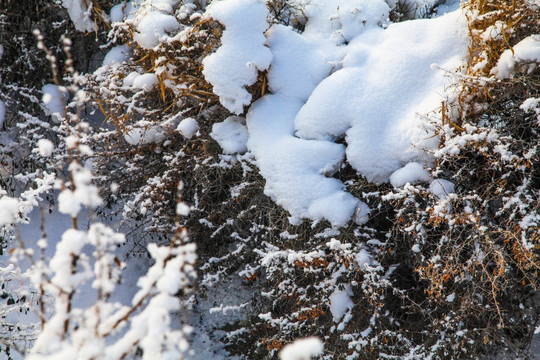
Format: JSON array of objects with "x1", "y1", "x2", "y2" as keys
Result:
[
  {"x1": 355, "y1": 248, "x2": 374, "y2": 269},
  {"x1": 245, "y1": 6, "x2": 467, "y2": 226},
  {"x1": 37, "y1": 139, "x2": 54, "y2": 157},
  {"x1": 102, "y1": 44, "x2": 132, "y2": 67},
  {"x1": 62, "y1": 0, "x2": 94, "y2": 32},
  {"x1": 329, "y1": 284, "x2": 354, "y2": 323},
  {"x1": 279, "y1": 337, "x2": 324, "y2": 360},
  {"x1": 0, "y1": 196, "x2": 19, "y2": 226},
  {"x1": 295, "y1": 10, "x2": 467, "y2": 184},
  {"x1": 176, "y1": 117, "x2": 199, "y2": 138},
  {"x1": 132, "y1": 73, "x2": 158, "y2": 91},
  {"x1": 133, "y1": 11, "x2": 181, "y2": 49},
  {"x1": 124, "y1": 126, "x2": 166, "y2": 145},
  {"x1": 202, "y1": 0, "x2": 272, "y2": 114},
  {"x1": 492, "y1": 35, "x2": 540, "y2": 78},
  {"x1": 110, "y1": 2, "x2": 135, "y2": 22},
  {"x1": 390, "y1": 162, "x2": 431, "y2": 187},
  {"x1": 210, "y1": 116, "x2": 248, "y2": 154}
]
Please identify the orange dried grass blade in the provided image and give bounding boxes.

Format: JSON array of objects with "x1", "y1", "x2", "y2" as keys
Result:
[{"x1": 158, "y1": 74, "x2": 167, "y2": 103}]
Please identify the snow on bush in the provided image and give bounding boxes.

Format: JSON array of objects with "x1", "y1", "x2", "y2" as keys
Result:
[
  {"x1": 62, "y1": 0, "x2": 95, "y2": 32},
  {"x1": 213, "y1": 1, "x2": 468, "y2": 226},
  {"x1": 202, "y1": 0, "x2": 272, "y2": 114},
  {"x1": 491, "y1": 35, "x2": 540, "y2": 78},
  {"x1": 279, "y1": 337, "x2": 324, "y2": 360},
  {"x1": 210, "y1": 116, "x2": 248, "y2": 154},
  {"x1": 0, "y1": 196, "x2": 19, "y2": 226}
]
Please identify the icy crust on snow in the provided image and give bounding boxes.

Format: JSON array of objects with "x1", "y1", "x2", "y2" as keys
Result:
[
  {"x1": 492, "y1": 35, "x2": 540, "y2": 78},
  {"x1": 245, "y1": 3, "x2": 468, "y2": 226},
  {"x1": 202, "y1": 0, "x2": 272, "y2": 114}
]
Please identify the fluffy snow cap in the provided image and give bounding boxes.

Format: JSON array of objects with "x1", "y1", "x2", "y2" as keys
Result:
[
  {"x1": 390, "y1": 162, "x2": 431, "y2": 188},
  {"x1": 492, "y1": 35, "x2": 540, "y2": 78},
  {"x1": 176, "y1": 117, "x2": 199, "y2": 138},
  {"x1": 202, "y1": 0, "x2": 272, "y2": 114},
  {"x1": 0, "y1": 196, "x2": 19, "y2": 226}
]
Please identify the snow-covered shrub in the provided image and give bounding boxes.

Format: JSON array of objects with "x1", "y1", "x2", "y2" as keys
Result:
[
  {"x1": 0, "y1": 8, "x2": 197, "y2": 357},
  {"x1": 4, "y1": 0, "x2": 536, "y2": 359}
]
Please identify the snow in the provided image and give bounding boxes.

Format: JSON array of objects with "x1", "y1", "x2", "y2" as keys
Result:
[
  {"x1": 210, "y1": 116, "x2": 248, "y2": 154},
  {"x1": 241, "y1": 3, "x2": 468, "y2": 226},
  {"x1": 520, "y1": 97, "x2": 540, "y2": 124},
  {"x1": 62, "y1": 0, "x2": 94, "y2": 32},
  {"x1": 42, "y1": 84, "x2": 67, "y2": 122},
  {"x1": 133, "y1": 11, "x2": 181, "y2": 49},
  {"x1": 58, "y1": 163, "x2": 102, "y2": 218},
  {"x1": 110, "y1": 2, "x2": 135, "y2": 22},
  {"x1": 132, "y1": 73, "x2": 158, "y2": 91},
  {"x1": 492, "y1": 35, "x2": 540, "y2": 78},
  {"x1": 390, "y1": 162, "x2": 431, "y2": 187},
  {"x1": 202, "y1": 0, "x2": 272, "y2": 114},
  {"x1": 102, "y1": 45, "x2": 131, "y2": 67},
  {"x1": 124, "y1": 126, "x2": 166, "y2": 145},
  {"x1": 429, "y1": 178, "x2": 455, "y2": 200},
  {"x1": 176, "y1": 117, "x2": 199, "y2": 138},
  {"x1": 295, "y1": 10, "x2": 466, "y2": 183},
  {"x1": 521, "y1": 97, "x2": 540, "y2": 112},
  {"x1": 37, "y1": 139, "x2": 54, "y2": 157},
  {"x1": 329, "y1": 284, "x2": 354, "y2": 323},
  {"x1": 0, "y1": 196, "x2": 19, "y2": 226},
  {"x1": 279, "y1": 337, "x2": 324, "y2": 360}
]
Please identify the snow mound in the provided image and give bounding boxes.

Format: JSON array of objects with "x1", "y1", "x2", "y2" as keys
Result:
[
  {"x1": 0, "y1": 196, "x2": 19, "y2": 226},
  {"x1": 134, "y1": 11, "x2": 181, "y2": 49},
  {"x1": 37, "y1": 139, "x2": 54, "y2": 157},
  {"x1": 242, "y1": 3, "x2": 467, "y2": 226},
  {"x1": 202, "y1": 0, "x2": 272, "y2": 114},
  {"x1": 429, "y1": 178, "x2": 455, "y2": 200},
  {"x1": 62, "y1": 0, "x2": 94, "y2": 32},
  {"x1": 132, "y1": 73, "x2": 158, "y2": 91},
  {"x1": 295, "y1": 10, "x2": 467, "y2": 183}
]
